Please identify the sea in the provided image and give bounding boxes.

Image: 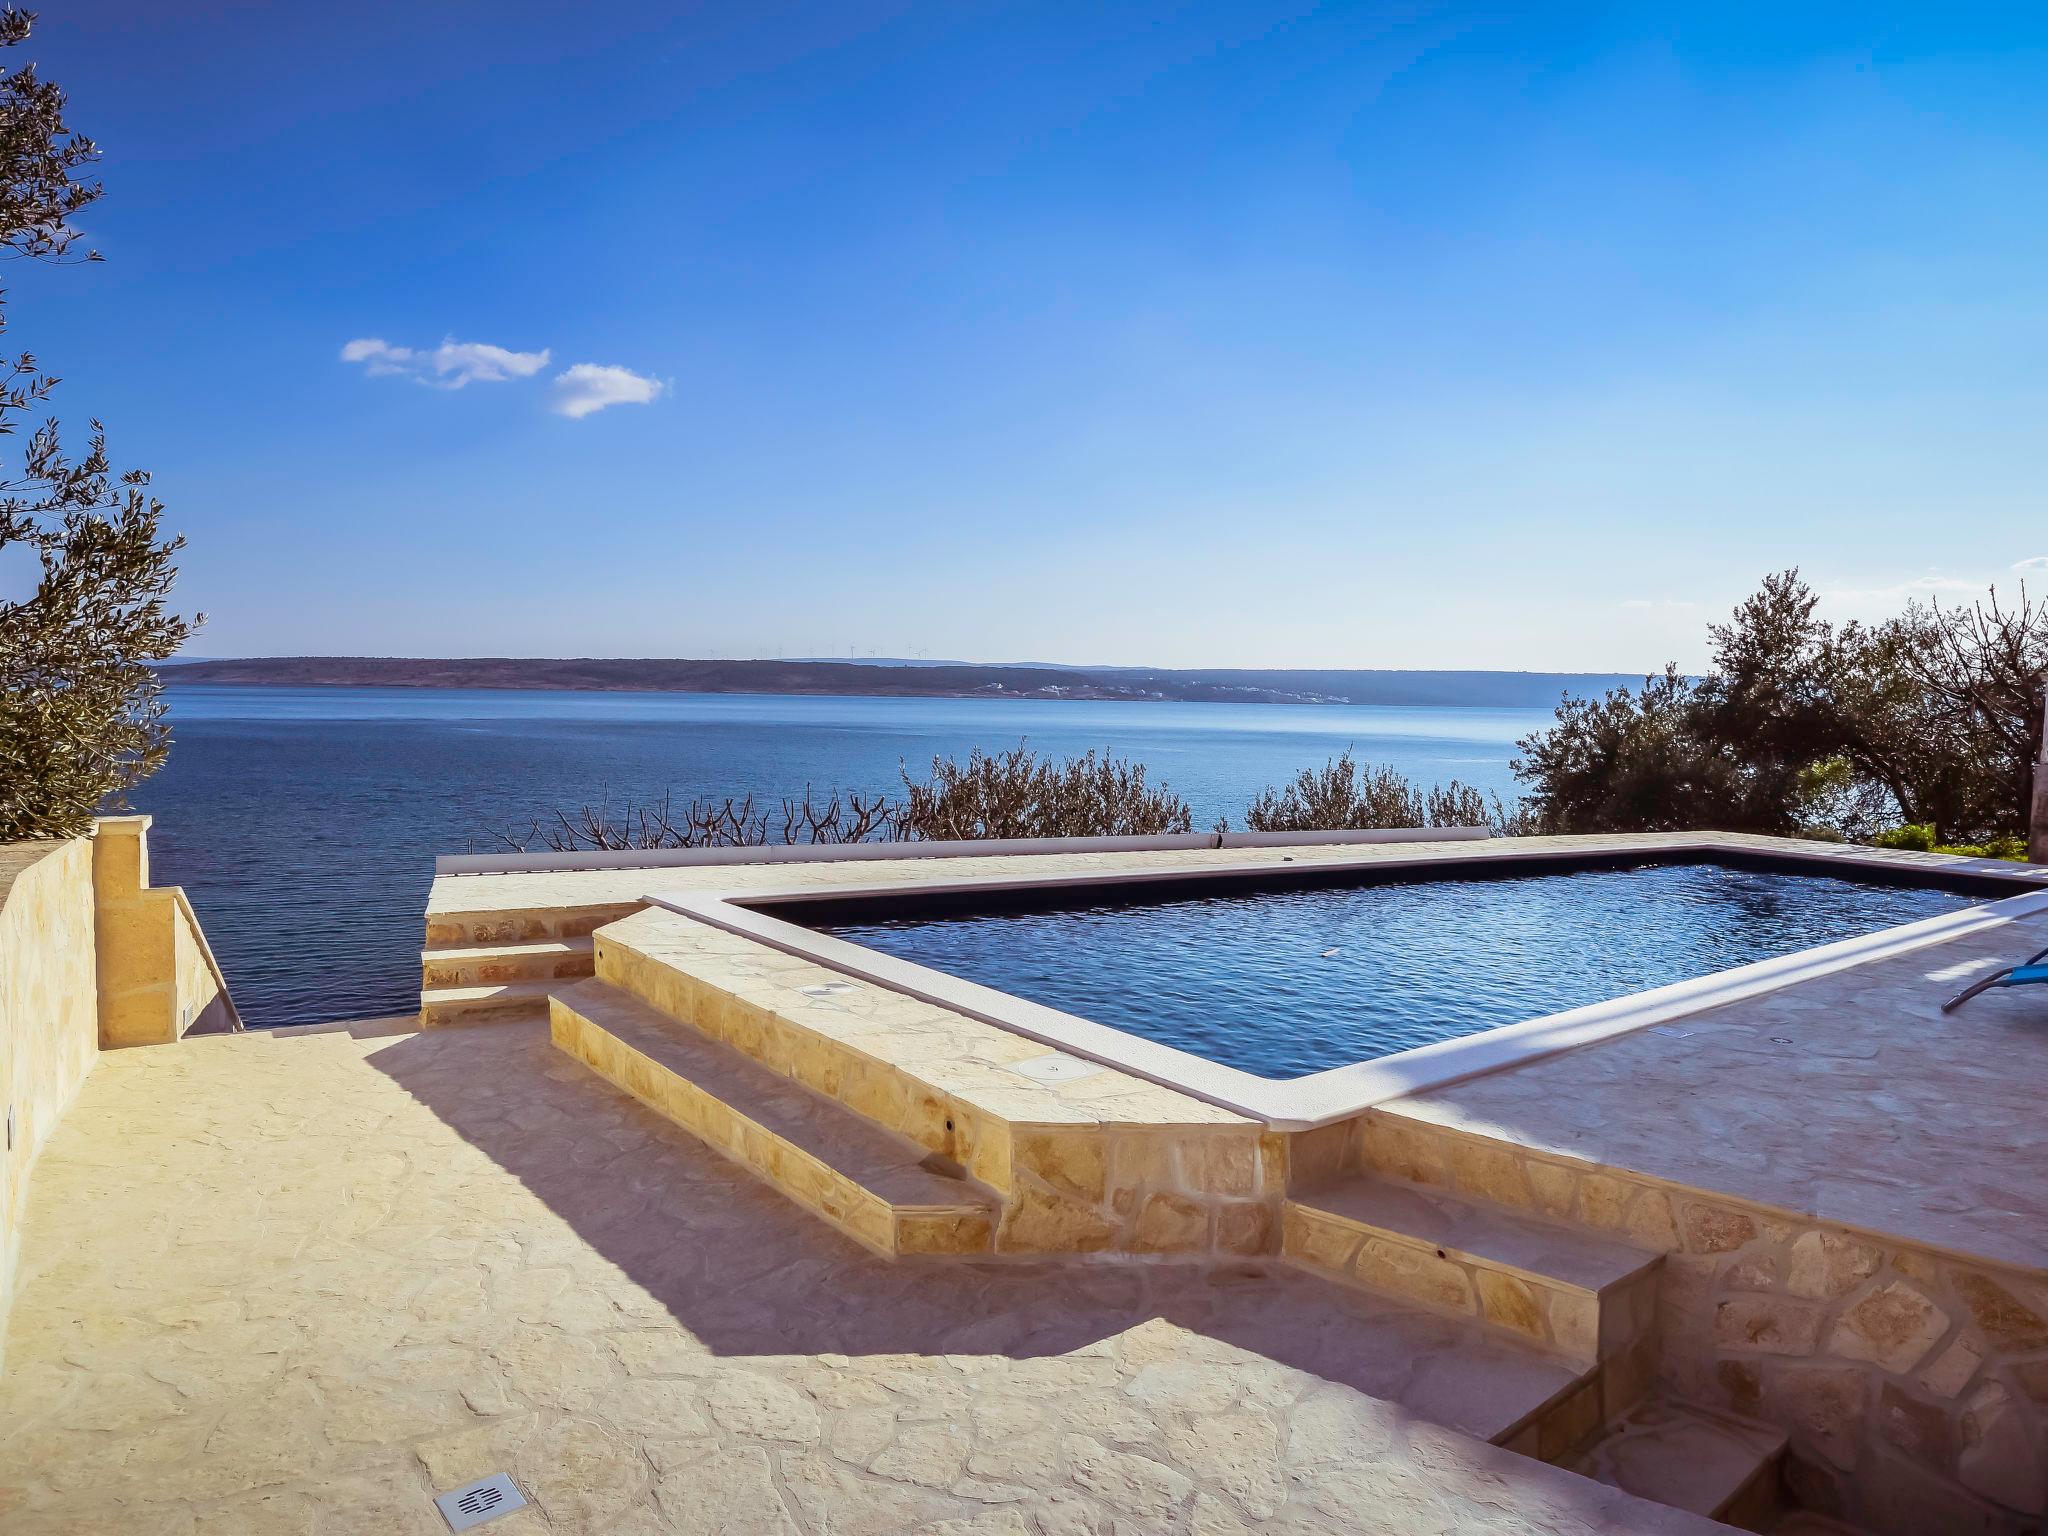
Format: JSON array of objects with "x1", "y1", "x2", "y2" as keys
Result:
[{"x1": 136, "y1": 686, "x2": 1556, "y2": 1028}]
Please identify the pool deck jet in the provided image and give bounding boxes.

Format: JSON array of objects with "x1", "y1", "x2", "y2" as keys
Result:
[{"x1": 4, "y1": 830, "x2": 2047, "y2": 1534}]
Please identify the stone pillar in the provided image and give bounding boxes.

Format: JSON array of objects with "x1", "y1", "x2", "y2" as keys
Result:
[{"x1": 90, "y1": 816, "x2": 179, "y2": 1048}]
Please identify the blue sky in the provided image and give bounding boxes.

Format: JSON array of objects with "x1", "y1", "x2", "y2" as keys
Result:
[{"x1": 21, "y1": 2, "x2": 2048, "y2": 669}]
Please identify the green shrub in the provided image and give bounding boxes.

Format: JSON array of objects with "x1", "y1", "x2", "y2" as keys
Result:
[
  {"x1": 900, "y1": 744, "x2": 1193, "y2": 840},
  {"x1": 1872, "y1": 823, "x2": 2028, "y2": 861},
  {"x1": 1243, "y1": 750, "x2": 1501, "y2": 833}
]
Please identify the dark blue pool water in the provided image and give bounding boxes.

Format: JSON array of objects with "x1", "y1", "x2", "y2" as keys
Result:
[{"x1": 811, "y1": 861, "x2": 1982, "y2": 1079}]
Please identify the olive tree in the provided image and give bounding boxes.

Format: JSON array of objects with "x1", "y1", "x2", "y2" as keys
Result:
[{"x1": 0, "y1": 9, "x2": 195, "y2": 840}]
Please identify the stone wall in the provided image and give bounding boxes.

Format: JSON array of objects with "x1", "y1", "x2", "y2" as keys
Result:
[
  {"x1": 0, "y1": 837, "x2": 98, "y2": 1362},
  {"x1": 1348, "y1": 1108, "x2": 2048, "y2": 1535}
]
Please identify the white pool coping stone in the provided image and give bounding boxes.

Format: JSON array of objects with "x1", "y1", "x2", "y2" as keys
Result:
[{"x1": 646, "y1": 836, "x2": 2048, "y2": 1131}]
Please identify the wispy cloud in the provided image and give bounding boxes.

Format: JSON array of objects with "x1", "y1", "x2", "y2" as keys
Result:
[
  {"x1": 1819, "y1": 573, "x2": 1979, "y2": 605},
  {"x1": 1617, "y1": 598, "x2": 1700, "y2": 611},
  {"x1": 340, "y1": 335, "x2": 551, "y2": 389},
  {"x1": 2014, "y1": 556, "x2": 2048, "y2": 574},
  {"x1": 549, "y1": 363, "x2": 666, "y2": 419}
]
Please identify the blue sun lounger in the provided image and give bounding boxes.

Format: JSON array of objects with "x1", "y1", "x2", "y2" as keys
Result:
[{"x1": 1942, "y1": 943, "x2": 2048, "y2": 1012}]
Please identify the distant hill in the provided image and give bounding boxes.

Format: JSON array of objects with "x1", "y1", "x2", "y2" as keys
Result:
[{"x1": 158, "y1": 656, "x2": 1643, "y2": 709}]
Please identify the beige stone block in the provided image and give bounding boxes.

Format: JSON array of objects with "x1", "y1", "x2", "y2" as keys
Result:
[
  {"x1": 1875, "y1": 1381, "x2": 1954, "y2": 1467},
  {"x1": 1577, "y1": 1174, "x2": 1627, "y2": 1231},
  {"x1": 1447, "y1": 1139, "x2": 1532, "y2": 1208},
  {"x1": 841, "y1": 1064, "x2": 909, "y2": 1140},
  {"x1": 1786, "y1": 1230, "x2": 1882, "y2": 1300},
  {"x1": 1110, "y1": 1133, "x2": 1175, "y2": 1191},
  {"x1": 1015, "y1": 1132, "x2": 1106, "y2": 1202},
  {"x1": 1474, "y1": 1270, "x2": 1545, "y2": 1341},
  {"x1": 1356, "y1": 1115, "x2": 1441, "y2": 1185},
  {"x1": 1280, "y1": 1206, "x2": 1359, "y2": 1272},
  {"x1": 1526, "y1": 1160, "x2": 1577, "y2": 1219},
  {"x1": 1952, "y1": 1271, "x2": 2048, "y2": 1350},
  {"x1": 1826, "y1": 1281, "x2": 1947, "y2": 1373},
  {"x1": 1257, "y1": 1132, "x2": 1288, "y2": 1193},
  {"x1": 895, "y1": 1210, "x2": 993, "y2": 1256},
  {"x1": 1131, "y1": 1192, "x2": 1208, "y2": 1254},
  {"x1": 1215, "y1": 1201, "x2": 1274, "y2": 1257},
  {"x1": 1177, "y1": 1135, "x2": 1258, "y2": 1198},
  {"x1": 1919, "y1": 1338, "x2": 1985, "y2": 1399},
  {"x1": 841, "y1": 1197, "x2": 895, "y2": 1255},
  {"x1": 1715, "y1": 1294, "x2": 1824, "y2": 1355},
  {"x1": 1622, "y1": 1188, "x2": 1679, "y2": 1250},
  {"x1": 1721, "y1": 1251, "x2": 1779, "y2": 1292},
  {"x1": 1352, "y1": 1237, "x2": 1475, "y2": 1313},
  {"x1": 1769, "y1": 1366, "x2": 1868, "y2": 1472},
  {"x1": 1547, "y1": 1290, "x2": 1598, "y2": 1362},
  {"x1": 959, "y1": 1113, "x2": 1012, "y2": 1194},
  {"x1": 1681, "y1": 1201, "x2": 1757, "y2": 1254},
  {"x1": 995, "y1": 1185, "x2": 1118, "y2": 1254}
]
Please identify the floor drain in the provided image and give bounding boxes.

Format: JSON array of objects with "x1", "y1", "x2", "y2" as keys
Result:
[
  {"x1": 1008, "y1": 1051, "x2": 1106, "y2": 1085},
  {"x1": 434, "y1": 1472, "x2": 527, "y2": 1531},
  {"x1": 798, "y1": 982, "x2": 857, "y2": 997}
]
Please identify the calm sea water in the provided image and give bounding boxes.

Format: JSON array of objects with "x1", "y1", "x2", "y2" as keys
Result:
[
  {"x1": 818, "y1": 864, "x2": 1977, "y2": 1079},
  {"x1": 138, "y1": 685, "x2": 1551, "y2": 1028}
]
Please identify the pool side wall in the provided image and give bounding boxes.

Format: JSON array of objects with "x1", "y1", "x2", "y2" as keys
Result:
[{"x1": 1307, "y1": 1108, "x2": 2048, "y2": 1532}]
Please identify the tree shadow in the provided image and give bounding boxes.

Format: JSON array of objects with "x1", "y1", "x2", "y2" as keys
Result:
[{"x1": 362, "y1": 1019, "x2": 1572, "y2": 1431}]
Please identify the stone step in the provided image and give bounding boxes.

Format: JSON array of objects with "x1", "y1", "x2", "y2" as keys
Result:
[
  {"x1": 423, "y1": 900, "x2": 642, "y2": 949},
  {"x1": 550, "y1": 978, "x2": 997, "y2": 1259},
  {"x1": 1282, "y1": 1171, "x2": 1661, "y2": 1370},
  {"x1": 421, "y1": 936, "x2": 595, "y2": 989},
  {"x1": 1569, "y1": 1395, "x2": 1788, "y2": 1530},
  {"x1": 418, "y1": 980, "x2": 554, "y2": 1028}
]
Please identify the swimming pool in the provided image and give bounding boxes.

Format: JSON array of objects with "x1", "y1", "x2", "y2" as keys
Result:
[{"x1": 795, "y1": 859, "x2": 1982, "y2": 1079}]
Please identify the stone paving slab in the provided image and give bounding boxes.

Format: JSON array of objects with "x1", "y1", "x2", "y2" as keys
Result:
[
  {"x1": 0, "y1": 1021, "x2": 1731, "y2": 1535},
  {"x1": 1383, "y1": 906, "x2": 2048, "y2": 1274}
]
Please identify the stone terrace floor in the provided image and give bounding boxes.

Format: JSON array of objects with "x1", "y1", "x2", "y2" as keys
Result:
[
  {"x1": 1388, "y1": 899, "x2": 2048, "y2": 1275},
  {"x1": 0, "y1": 1021, "x2": 1728, "y2": 1536}
]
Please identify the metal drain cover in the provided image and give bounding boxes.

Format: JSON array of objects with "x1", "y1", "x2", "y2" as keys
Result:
[
  {"x1": 1007, "y1": 1051, "x2": 1105, "y2": 1085},
  {"x1": 435, "y1": 1472, "x2": 527, "y2": 1531},
  {"x1": 798, "y1": 982, "x2": 857, "y2": 998}
]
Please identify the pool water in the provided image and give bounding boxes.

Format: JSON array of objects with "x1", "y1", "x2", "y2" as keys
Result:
[{"x1": 810, "y1": 862, "x2": 1981, "y2": 1079}]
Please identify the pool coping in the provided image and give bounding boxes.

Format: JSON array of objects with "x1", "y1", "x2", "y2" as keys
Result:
[{"x1": 645, "y1": 835, "x2": 2048, "y2": 1131}]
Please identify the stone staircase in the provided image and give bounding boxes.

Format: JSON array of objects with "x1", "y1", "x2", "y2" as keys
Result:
[
  {"x1": 544, "y1": 952, "x2": 1632, "y2": 1463},
  {"x1": 1572, "y1": 1395, "x2": 1789, "y2": 1529},
  {"x1": 552, "y1": 977, "x2": 997, "y2": 1257},
  {"x1": 535, "y1": 902, "x2": 1795, "y2": 1530},
  {"x1": 417, "y1": 898, "x2": 631, "y2": 1026},
  {"x1": 1283, "y1": 1168, "x2": 1790, "y2": 1527}
]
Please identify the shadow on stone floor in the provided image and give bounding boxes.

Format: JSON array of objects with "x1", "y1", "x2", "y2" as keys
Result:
[{"x1": 363, "y1": 1021, "x2": 1569, "y2": 1428}]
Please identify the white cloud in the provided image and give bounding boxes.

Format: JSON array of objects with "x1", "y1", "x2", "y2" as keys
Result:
[
  {"x1": 1617, "y1": 598, "x2": 1699, "y2": 611},
  {"x1": 1820, "y1": 573, "x2": 1978, "y2": 605},
  {"x1": 425, "y1": 339, "x2": 550, "y2": 387},
  {"x1": 2014, "y1": 556, "x2": 2048, "y2": 574},
  {"x1": 340, "y1": 335, "x2": 549, "y2": 388},
  {"x1": 549, "y1": 363, "x2": 666, "y2": 419},
  {"x1": 339, "y1": 337, "x2": 416, "y2": 376}
]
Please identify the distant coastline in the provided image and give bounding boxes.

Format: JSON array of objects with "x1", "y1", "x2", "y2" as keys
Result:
[{"x1": 157, "y1": 656, "x2": 1639, "y2": 709}]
